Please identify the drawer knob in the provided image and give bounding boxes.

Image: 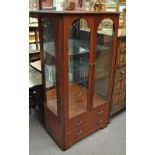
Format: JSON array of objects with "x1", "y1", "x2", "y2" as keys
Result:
[
  {"x1": 97, "y1": 110, "x2": 103, "y2": 115},
  {"x1": 121, "y1": 70, "x2": 125, "y2": 74},
  {"x1": 75, "y1": 130, "x2": 82, "y2": 135},
  {"x1": 75, "y1": 120, "x2": 82, "y2": 126},
  {"x1": 33, "y1": 91, "x2": 36, "y2": 94},
  {"x1": 97, "y1": 119, "x2": 103, "y2": 124}
]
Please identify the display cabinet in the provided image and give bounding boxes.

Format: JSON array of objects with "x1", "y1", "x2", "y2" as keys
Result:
[{"x1": 34, "y1": 10, "x2": 119, "y2": 150}]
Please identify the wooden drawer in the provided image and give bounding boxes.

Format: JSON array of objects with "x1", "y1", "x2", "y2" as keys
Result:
[
  {"x1": 66, "y1": 123, "x2": 90, "y2": 143},
  {"x1": 90, "y1": 106, "x2": 108, "y2": 129},
  {"x1": 113, "y1": 77, "x2": 126, "y2": 92},
  {"x1": 67, "y1": 104, "x2": 109, "y2": 131},
  {"x1": 67, "y1": 113, "x2": 88, "y2": 131},
  {"x1": 90, "y1": 104, "x2": 109, "y2": 121},
  {"x1": 120, "y1": 40, "x2": 126, "y2": 49},
  {"x1": 66, "y1": 117, "x2": 108, "y2": 143},
  {"x1": 113, "y1": 67, "x2": 126, "y2": 95},
  {"x1": 115, "y1": 67, "x2": 126, "y2": 80},
  {"x1": 117, "y1": 51, "x2": 126, "y2": 68},
  {"x1": 66, "y1": 105, "x2": 108, "y2": 146},
  {"x1": 111, "y1": 90, "x2": 126, "y2": 108},
  {"x1": 116, "y1": 37, "x2": 126, "y2": 68}
]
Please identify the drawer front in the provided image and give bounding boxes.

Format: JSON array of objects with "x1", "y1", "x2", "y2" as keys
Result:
[
  {"x1": 111, "y1": 65, "x2": 126, "y2": 113},
  {"x1": 113, "y1": 77, "x2": 126, "y2": 92},
  {"x1": 117, "y1": 51, "x2": 126, "y2": 67},
  {"x1": 66, "y1": 124, "x2": 90, "y2": 143},
  {"x1": 67, "y1": 104, "x2": 109, "y2": 131},
  {"x1": 90, "y1": 104, "x2": 109, "y2": 122},
  {"x1": 111, "y1": 90, "x2": 126, "y2": 108},
  {"x1": 115, "y1": 67, "x2": 126, "y2": 80},
  {"x1": 116, "y1": 38, "x2": 126, "y2": 68},
  {"x1": 66, "y1": 105, "x2": 109, "y2": 146},
  {"x1": 67, "y1": 113, "x2": 89, "y2": 131},
  {"x1": 90, "y1": 106, "x2": 108, "y2": 129},
  {"x1": 120, "y1": 39, "x2": 126, "y2": 49},
  {"x1": 66, "y1": 118, "x2": 108, "y2": 144}
]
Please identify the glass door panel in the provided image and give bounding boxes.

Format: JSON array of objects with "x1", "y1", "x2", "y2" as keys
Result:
[
  {"x1": 93, "y1": 18, "x2": 114, "y2": 108},
  {"x1": 68, "y1": 19, "x2": 90, "y2": 118},
  {"x1": 42, "y1": 17, "x2": 58, "y2": 116}
]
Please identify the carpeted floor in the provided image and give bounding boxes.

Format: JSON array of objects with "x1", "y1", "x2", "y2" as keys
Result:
[{"x1": 29, "y1": 110, "x2": 126, "y2": 155}]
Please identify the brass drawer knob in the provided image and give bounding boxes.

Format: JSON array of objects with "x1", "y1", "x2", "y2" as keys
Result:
[
  {"x1": 121, "y1": 70, "x2": 125, "y2": 74},
  {"x1": 75, "y1": 120, "x2": 82, "y2": 126},
  {"x1": 97, "y1": 110, "x2": 103, "y2": 115},
  {"x1": 33, "y1": 91, "x2": 37, "y2": 94},
  {"x1": 97, "y1": 119, "x2": 103, "y2": 124},
  {"x1": 75, "y1": 130, "x2": 82, "y2": 135}
]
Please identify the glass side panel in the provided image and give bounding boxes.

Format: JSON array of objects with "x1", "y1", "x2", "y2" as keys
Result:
[
  {"x1": 42, "y1": 17, "x2": 57, "y2": 116},
  {"x1": 93, "y1": 18, "x2": 114, "y2": 108},
  {"x1": 68, "y1": 19, "x2": 90, "y2": 118}
]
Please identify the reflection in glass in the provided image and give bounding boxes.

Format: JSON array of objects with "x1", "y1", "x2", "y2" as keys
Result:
[
  {"x1": 68, "y1": 19, "x2": 90, "y2": 118},
  {"x1": 93, "y1": 18, "x2": 114, "y2": 107},
  {"x1": 42, "y1": 17, "x2": 57, "y2": 116}
]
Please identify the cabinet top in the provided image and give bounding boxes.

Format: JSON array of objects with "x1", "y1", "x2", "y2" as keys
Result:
[{"x1": 30, "y1": 10, "x2": 120, "y2": 15}]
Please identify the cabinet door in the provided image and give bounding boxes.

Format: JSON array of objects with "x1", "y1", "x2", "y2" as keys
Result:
[
  {"x1": 66, "y1": 18, "x2": 92, "y2": 118},
  {"x1": 41, "y1": 17, "x2": 59, "y2": 117},
  {"x1": 93, "y1": 18, "x2": 114, "y2": 108}
]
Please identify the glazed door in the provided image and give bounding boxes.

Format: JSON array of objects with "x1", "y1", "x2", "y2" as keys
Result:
[
  {"x1": 64, "y1": 16, "x2": 94, "y2": 119},
  {"x1": 92, "y1": 17, "x2": 115, "y2": 108},
  {"x1": 41, "y1": 16, "x2": 60, "y2": 117}
]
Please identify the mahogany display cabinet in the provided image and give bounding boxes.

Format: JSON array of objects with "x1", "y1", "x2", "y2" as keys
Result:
[{"x1": 34, "y1": 10, "x2": 119, "y2": 150}]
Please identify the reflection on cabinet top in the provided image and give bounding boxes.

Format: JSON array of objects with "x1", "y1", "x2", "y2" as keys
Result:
[{"x1": 30, "y1": 10, "x2": 120, "y2": 15}]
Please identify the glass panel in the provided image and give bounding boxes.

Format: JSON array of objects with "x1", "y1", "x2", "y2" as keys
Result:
[
  {"x1": 93, "y1": 18, "x2": 114, "y2": 108},
  {"x1": 42, "y1": 17, "x2": 57, "y2": 116},
  {"x1": 68, "y1": 19, "x2": 90, "y2": 118}
]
